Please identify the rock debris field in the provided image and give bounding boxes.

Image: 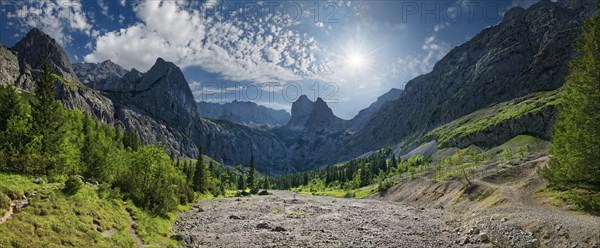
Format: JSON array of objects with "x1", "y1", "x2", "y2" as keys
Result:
[{"x1": 173, "y1": 191, "x2": 488, "y2": 248}]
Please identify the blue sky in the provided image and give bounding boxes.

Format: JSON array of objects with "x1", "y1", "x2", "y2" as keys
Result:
[{"x1": 0, "y1": 0, "x2": 542, "y2": 119}]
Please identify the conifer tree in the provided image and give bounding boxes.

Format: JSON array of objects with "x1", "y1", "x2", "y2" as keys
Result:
[
  {"x1": 264, "y1": 169, "x2": 270, "y2": 190},
  {"x1": 31, "y1": 61, "x2": 65, "y2": 176},
  {"x1": 541, "y1": 4, "x2": 600, "y2": 191},
  {"x1": 246, "y1": 155, "x2": 256, "y2": 189},
  {"x1": 193, "y1": 147, "x2": 208, "y2": 193},
  {"x1": 0, "y1": 85, "x2": 23, "y2": 131}
]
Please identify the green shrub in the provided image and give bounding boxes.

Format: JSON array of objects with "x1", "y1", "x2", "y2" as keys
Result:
[
  {"x1": 0, "y1": 192, "x2": 10, "y2": 210},
  {"x1": 1, "y1": 188, "x2": 21, "y2": 200},
  {"x1": 258, "y1": 190, "x2": 271, "y2": 195},
  {"x1": 63, "y1": 176, "x2": 83, "y2": 195}
]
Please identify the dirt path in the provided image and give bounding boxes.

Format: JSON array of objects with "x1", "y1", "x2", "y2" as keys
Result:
[
  {"x1": 173, "y1": 191, "x2": 472, "y2": 248},
  {"x1": 126, "y1": 209, "x2": 146, "y2": 248}
]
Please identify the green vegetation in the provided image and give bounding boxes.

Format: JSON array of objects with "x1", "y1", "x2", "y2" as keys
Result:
[
  {"x1": 193, "y1": 147, "x2": 209, "y2": 193},
  {"x1": 0, "y1": 174, "x2": 134, "y2": 247},
  {"x1": 63, "y1": 175, "x2": 84, "y2": 195},
  {"x1": 0, "y1": 62, "x2": 241, "y2": 246},
  {"x1": 540, "y1": 7, "x2": 600, "y2": 213},
  {"x1": 425, "y1": 89, "x2": 561, "y2": 147},
  {"x1": 274, "y1": 147, "x2": 426, "y2": 198},
  {"x1": 246, "y1": 155, "x2": 256, "y2": 189}
]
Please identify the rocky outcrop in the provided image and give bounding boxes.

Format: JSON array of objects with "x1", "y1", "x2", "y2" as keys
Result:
[
  {"x1": 273, "y1": 96, "x2": 348, "y2": 170},
  {"x1": 347, "y1": 1, "x2": 593, "y2": 157},
  {"x1": 349, "y1": 88, "x2": 402, "y2": 130},
  {"x1": 73, "y1": 60, "x2": 128, "y2": 90},
  {"x1": 2, "y1": 28, "x2": 116, "y2": 124},
  {"x1": 197, "y1": 101, "x2": 290, "y2": 127},
  {"x1": 0, "y1": 45, "x2": 20, "y2": 87},
  {"x1": 106, "y1": 58, "x2": 199, "y2": 136}
]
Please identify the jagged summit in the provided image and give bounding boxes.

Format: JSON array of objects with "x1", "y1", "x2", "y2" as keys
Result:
[
  {"x1": 12, "y1": 28, "x2": 78, "y2": 84},
  {"x1": 285, "y1": 95, "x2": 344, "y2": 131}
]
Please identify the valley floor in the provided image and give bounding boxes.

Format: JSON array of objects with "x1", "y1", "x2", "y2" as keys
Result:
[
  {"x1": 173, "y1": 190, "x2": 463, "y2": 248},
  {"x1": 174, "y1": 156, "x2": 600, "y2": 248}
]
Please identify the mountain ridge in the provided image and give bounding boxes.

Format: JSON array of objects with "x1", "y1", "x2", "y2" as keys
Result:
[{"x1": 197, "y1": 100, "x2": 290, "y2": 127}]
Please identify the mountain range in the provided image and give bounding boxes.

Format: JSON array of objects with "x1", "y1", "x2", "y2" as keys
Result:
[
  {"x1": 197, "y1": 101, "x2": 290, "y2": 128},
  {"x1": 0, "y1": 0, "x2": 594, "y2": 174}
]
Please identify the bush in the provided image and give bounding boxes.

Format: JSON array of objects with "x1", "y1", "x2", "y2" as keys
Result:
[
  {"x1": 258, "y1": 190, "x2": 271, "y2": 195},
  {"x1": 63, "y1": 176, "x2": 83, "y2": 195},
  {"x1": 0, "y1": 193, "x2": 11, "y2": 210},
  {"x1": 1, "y1": 188, "x2": 22, "y2": 200}
]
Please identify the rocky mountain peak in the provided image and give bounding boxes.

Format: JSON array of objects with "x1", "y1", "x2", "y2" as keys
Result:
[
  {"x1": 107, "y1": 57, "x2": 199, "y2": 135},
  {"x1": 12, "y1": 28, "x2": 78, "y2": 83},
  {"x1": 285, "y1": 95, "x2": 344, "y2": 131},
  {"x1": 286, "y1": 95, "x2": 314, "y2": 129}
]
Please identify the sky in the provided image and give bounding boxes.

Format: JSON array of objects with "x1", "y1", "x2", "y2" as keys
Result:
[{"x1": 0, "y1": 0, "x2": 543, "y2": 119}]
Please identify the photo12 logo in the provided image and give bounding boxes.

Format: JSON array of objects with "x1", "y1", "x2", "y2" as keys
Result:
[{"x1": 199, "y1": 82, "x2": 340, "y2": 104}]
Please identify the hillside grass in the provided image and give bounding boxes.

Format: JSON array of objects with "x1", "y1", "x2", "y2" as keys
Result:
[
  {"x1": 0, "y1": 173, "x2": 207, "y2": 248},
  {"x1": 0, "y1": 174, "x2": 134, "y2": 248},
  {"x1": 425, "y1": 90, "x2": 561, "y2": 147}
]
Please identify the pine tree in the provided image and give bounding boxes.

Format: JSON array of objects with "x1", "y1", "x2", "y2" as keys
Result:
[
  {"x1": 0, "y1": 85, "x2": 23, "y2": 131},
  {"x1": 541, "y1": 5, "x2": 600, "y2": 191},
  {"x1": 123, "y1": 131, "x2": 140, "y2": 151},
  {"x1": 237, "y1": 174, "x2": 246, "y2": 190},
  {"x1": 31, "y1": 61, "x2": 65, "y2": 176},
  {"x1": 246, "y1": 155, "x2": 256, "y2": 189},
  {"x1": 390, "y1": 154, "x2": 397, "y2": 174},
  {"x1": 264, "y1": 169, "x2": 270, "y2": 190},
  {"x1": 185, "y1": 161, "x2": 194, "y2": 184},
  {"x1": 193, "y1": 147, "x2": 208, "y2": 193}
]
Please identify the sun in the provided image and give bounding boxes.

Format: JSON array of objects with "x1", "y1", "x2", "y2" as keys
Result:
[{"x1": 349, "y1": 53, "x2": 365, "y2": 68}]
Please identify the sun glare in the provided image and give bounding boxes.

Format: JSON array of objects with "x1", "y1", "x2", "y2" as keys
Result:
[{"x1": 349, "y1": 53, "x2": 364, "y2": 68}]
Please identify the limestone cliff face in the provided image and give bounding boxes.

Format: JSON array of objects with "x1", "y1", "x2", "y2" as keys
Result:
[
  {"x1": 348, "y1": 88, "x2": 402, "y2": 131},
  {"x1": 73, "y1": 60, "x2": 128, "y2": 90},
  {"x1": 106, "y1": 58, "x2": 199, "y2": 136},
  {"x1": 347, "y1": 0, "x2": 594, "y2": 157}
]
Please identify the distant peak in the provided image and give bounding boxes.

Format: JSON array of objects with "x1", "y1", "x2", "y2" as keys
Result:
[
  {"x1": 296, "y1": 95, "x2": 311, "y2": 102},
  {"x1": 155, "y1": 57, "x2": 168, "y2": 64},
  {"x1": 22, "y1": 28, "x2": 57, "y2": 45}
]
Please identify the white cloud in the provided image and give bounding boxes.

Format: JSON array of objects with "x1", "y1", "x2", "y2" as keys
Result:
[
  {"x1": 391, "y1": 35, "x2": 451, "y2": 82},
  {"x1": 84, "y1": 0, "x2": 324, "y2": 83},
  {"x1": 10, "y1": 0, "x2": 95, "y2": 46}
]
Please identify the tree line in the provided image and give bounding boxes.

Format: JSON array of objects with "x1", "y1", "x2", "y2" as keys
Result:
[{"x1": 271, "y1": 147, "x2": 430, "y2": 192}]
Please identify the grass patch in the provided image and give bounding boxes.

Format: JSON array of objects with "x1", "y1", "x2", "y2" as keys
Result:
[
  {"x1": 538, "y1": 187, "x2": 600, "y2": 215},
  {"x1": 0, "y1": 173, "x2": 207, "y2": 247},
  {"x1": 126, "y1": 192, "x2": 212, "y2": 247},
  {"x1": 425, "y1": 90, "x2": 561, "y2": 147},
  {"x1": 292, "y1": 185, "x2": 377, "y2": 199},
  {"x1": 0, "y1": 174, "x2": 134, "y2": 248}
]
